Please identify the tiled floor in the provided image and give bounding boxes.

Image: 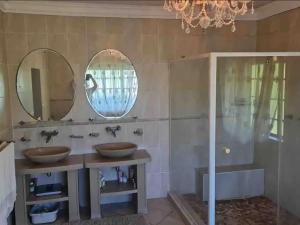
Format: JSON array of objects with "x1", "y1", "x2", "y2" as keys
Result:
[
  {"x1": 184, "y1": 194, "x2": 300, "y2": 225},
  {"x1": 51, "y1": 198, "x2": 186, "y2": 225},
  {"x1": 144, "y1": 198, "x2": 186, "y2": 225}
]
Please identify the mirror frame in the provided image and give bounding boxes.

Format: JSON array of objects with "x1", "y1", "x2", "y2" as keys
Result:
[
  {"x1": 16, "y1": 48, "x2": 76, "y2": 121},
  {"x1": 85, "y1": 49, "x2": 139, "y2": 119}
]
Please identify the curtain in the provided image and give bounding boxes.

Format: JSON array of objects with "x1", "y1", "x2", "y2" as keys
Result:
[
  {"x1": 217, "y1": 57, "x2": 284, "y2": 144},
  {"x1": 217, "y1": 57, "x2": 254, "y2": 144},
  {"x1": 254, "y1": 58, "x2": 285, "y2": 142}
]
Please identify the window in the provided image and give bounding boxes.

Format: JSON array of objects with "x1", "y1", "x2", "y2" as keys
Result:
[
  {"x1": 269, "y1": 63, "x2": 286, "y2": 139},
  {"x1": 250, "y1": 61, "x2": 286, "y2": 141}
]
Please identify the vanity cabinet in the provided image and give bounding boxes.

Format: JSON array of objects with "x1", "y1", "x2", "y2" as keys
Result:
[
  {"x1": 84, "y1": 150, "x2": 151, "y2": 219},
  {"x1": 15, "y1": 155, "x2": 84, "y2": 225}
]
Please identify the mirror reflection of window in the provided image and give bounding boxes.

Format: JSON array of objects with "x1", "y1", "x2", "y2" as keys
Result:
[{"x1": 85, "y1": 49, "x2": 138, "y2": 119}]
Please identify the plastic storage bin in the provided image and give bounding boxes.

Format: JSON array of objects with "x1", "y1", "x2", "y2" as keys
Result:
[{"x1": 30, "y1": 203, "x2": 59, "y2": 224}]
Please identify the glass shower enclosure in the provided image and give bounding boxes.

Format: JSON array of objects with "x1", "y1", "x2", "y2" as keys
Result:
[{"x1": 170, "y1": 53, "x2": 300, "y2": 225}]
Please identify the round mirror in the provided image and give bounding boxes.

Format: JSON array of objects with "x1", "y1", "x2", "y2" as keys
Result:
[
  {"x1": 16, "y1": 49, "x2": 75, "y2": 121},
  {"x1": 85, "y1": 49, "x2": 138, "y2": 119}
]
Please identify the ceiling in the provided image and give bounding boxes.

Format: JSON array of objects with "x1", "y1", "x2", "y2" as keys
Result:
[
  {"x1": 253, "y1": 1, "x2": 274, "y2": 8},
  {"x1": 5, "y1": 0, "x2": 274, "y2": 8},
  {"x1": 0, "y1": 0, "x2": 299, "y2": 20}
]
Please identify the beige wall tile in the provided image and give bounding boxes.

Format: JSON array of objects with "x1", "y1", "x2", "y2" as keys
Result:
[
  {"x1": 86, "y1": 32, "x2": 107, "y2": 58},
  {"x1": 158, "y1": 19, "x2": 181, "y2": 36},
  {"x1": 119, "y1": 33, "x2": 142, "y2": 64},
  {"x1": 5, "y1": 33, "x2": 27, "y2": 65},
  {"x1": 142, "y1": 34, "x2": 158, "y2": 63},
  {"x1": 25, "y1": 14, "x2": 46, "y2": 33},
  {"x1": 67, "y1": 33, "x2": 88, "y2": 65},
  {"x1": 105, "y1": 17, "x2": 123, "y2": 34},
  {"x1": 0, "y1": 64, "x2": 12, "y2": 140},
  {"x1": 175, "y1": 35, "x2": 200, "y2": 58},
  {"x1": 141, "y1": 19, "x2": 158, "y2": 35},
  {"x1": 197, "y1": 33, "x2": 209, "y2": 53},
  {"x1": 46, "y1": 15, "x2": 67, "y2": 34},
  {"x1": 158, "y1": 35, "x2": 176, "y2": 62},
  {"x1": 0, "y1": 11, "x2": 12, "y2": 140},
  {"x1": 0, "y1": 10, "x2": 3, "y2": 33},
  {"x1": 234, "y1": 36, "x2": 257, "y2": 52},
  {"x1": 48, "y1": 34, "x2": 67, "y2": 57},
  {"x1": 122, "y1": 18, "x2": 142, "y2": 35},
  {"x1": 104, "y1": 34, "x2": 120, "y2": 50},
  {"x1": 0, "y1": 33, "x2": 5, "y2": 63},
  {"x1": 86, "y1": 17, "x2": 106, "y2": 33},
  {"x1": 4, "y1": 13, "x2": 25, "y2": 33},
  {"x1": 234, "y1": 21, "x2": 257, "y2": 37},
  {"x1": 27, "y1": 33, "x2": 48, "y2": 51},
  {"x1": 67, "y1": 16, "x2": 86, "y2": 34},
  {"x1": 138, "y1": 63, "x2": 160, "y2": 91}
]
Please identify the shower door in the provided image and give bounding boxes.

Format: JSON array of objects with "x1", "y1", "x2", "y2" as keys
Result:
[
  {"x1": 169, "y1": 55, "x2": 210, "y2": 224},
  {"x1": 170, "y1": 53, "x2": 300, "y2": 225},
  {"x1": 215, "y1": 54, "x2": 300, "y2": 225}
]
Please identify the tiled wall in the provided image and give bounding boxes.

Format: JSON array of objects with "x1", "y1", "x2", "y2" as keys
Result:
[
  {"x1": 169, "y1": 57, "x2": 255, "y2": 194},
  {"x1": 256, "y1": 8, "x2": 300, "y2": 218},
  {"x1": 257, "y1": 7, "x2": 300, "y2": 51},
  {"x1": 2, "y1": 12, "x2": 257, "y2": 203},
  {"x1": 3, "y1": 13, "x2": 257, "y2": 125},
  {"x1": 0, "y1": 10, "x2": 11, "y2": 140},
  {"x1": 5, "y1": 14, "x2": 175, "y2": 204}
]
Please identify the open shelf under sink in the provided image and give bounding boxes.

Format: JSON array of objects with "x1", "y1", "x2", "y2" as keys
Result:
[
  {"x1": 26, "y1": 192, "x2": 69, "y2": 205},
  {"x1": 101, "y1": 180, "x2": 137, "y2": 197}
]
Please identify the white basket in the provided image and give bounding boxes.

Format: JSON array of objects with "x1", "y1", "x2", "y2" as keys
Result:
[{"x1": 30, "y1": 203, "x2": 59, "y2": 224}]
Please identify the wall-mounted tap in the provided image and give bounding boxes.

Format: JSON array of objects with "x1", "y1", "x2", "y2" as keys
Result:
[
  {"x1": 40, "y1": 130, "x2": 59, "y2": 143},
  {"x1": 89, "y1": 132, "x2": 100, "y2": 137},
  {"x1": 105, "y1": 126, "x2": 121, "y2": 137},
  {"x1": 133, "y1": 128, "x2": 143, "y2": 136},
  {"x1": 20, "y1": 137, "x2": 31, "y2": 142}
]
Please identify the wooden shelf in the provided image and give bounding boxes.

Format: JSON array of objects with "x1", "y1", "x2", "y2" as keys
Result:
[
  {"x1": 101, "y1": 202, "x2": 136, "y2": 217},
  {"x1": 26, "y1": 192, "x2": 69, "y2": 205},
  {"x1": 101, "y1": 181, "x2": 137, "y2": 197}
]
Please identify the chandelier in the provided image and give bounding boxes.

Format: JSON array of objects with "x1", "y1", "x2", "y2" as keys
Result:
[{"x1": 163, "y1": 0, "x2": 254, "y2": 33}]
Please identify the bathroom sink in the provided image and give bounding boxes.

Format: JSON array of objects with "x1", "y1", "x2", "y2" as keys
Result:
[
  {"x1": 23, "y1": 146, "x2": 71, "y2": 164},
  {"x1": 95, "y1": 142, "x2": 137, "y2": 158}
]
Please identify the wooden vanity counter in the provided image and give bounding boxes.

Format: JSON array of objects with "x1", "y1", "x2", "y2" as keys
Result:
[{"x1": 15, "y1": 154, "x2": 84, "y2": 175}]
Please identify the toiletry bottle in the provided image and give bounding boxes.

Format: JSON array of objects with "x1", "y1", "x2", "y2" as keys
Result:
[
  {"x1": 29, "y1": 178, "x2": 36, "y2": 193},
  {"x1": 122, "y1": 172, "x2": 128, "y2": 183}
]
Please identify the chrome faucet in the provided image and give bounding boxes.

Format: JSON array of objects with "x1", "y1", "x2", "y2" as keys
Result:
[
  {"x1": 105, "y1": 126, "x2": 121, "y2": 137},
  {"x1": 41, "y1": 130, "x2": 59, "y2": 143}
]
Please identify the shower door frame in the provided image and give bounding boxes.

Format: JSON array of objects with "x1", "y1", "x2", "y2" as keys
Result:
[
  {"x1": 170, "y1": 52, "x2": 300, "y2": 225},
  {"x1": 209, "y1": 52, "x2": 300, "y2": 225}
]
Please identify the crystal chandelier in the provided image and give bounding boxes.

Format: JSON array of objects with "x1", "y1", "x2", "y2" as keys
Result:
[{"x1": 163, "y1": 0, "x2": 254, "y2": 33}]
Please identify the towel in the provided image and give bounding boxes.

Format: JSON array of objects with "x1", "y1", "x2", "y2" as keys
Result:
[{"x1": 0, "y1": 142, "x2": 16, "y2": 225}]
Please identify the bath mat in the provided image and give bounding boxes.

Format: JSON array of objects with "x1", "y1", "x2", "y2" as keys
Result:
[{"x1": 65, "y1": 215, "x2": 147, "y2": 225}]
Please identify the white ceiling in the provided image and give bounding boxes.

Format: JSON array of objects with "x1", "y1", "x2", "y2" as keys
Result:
[
  {"x1": 0, "y1": 0, "x2": 299, "y2": 20},
  {"x1": 3, "y1": 0, "x2": 275, "y2": 8}
]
